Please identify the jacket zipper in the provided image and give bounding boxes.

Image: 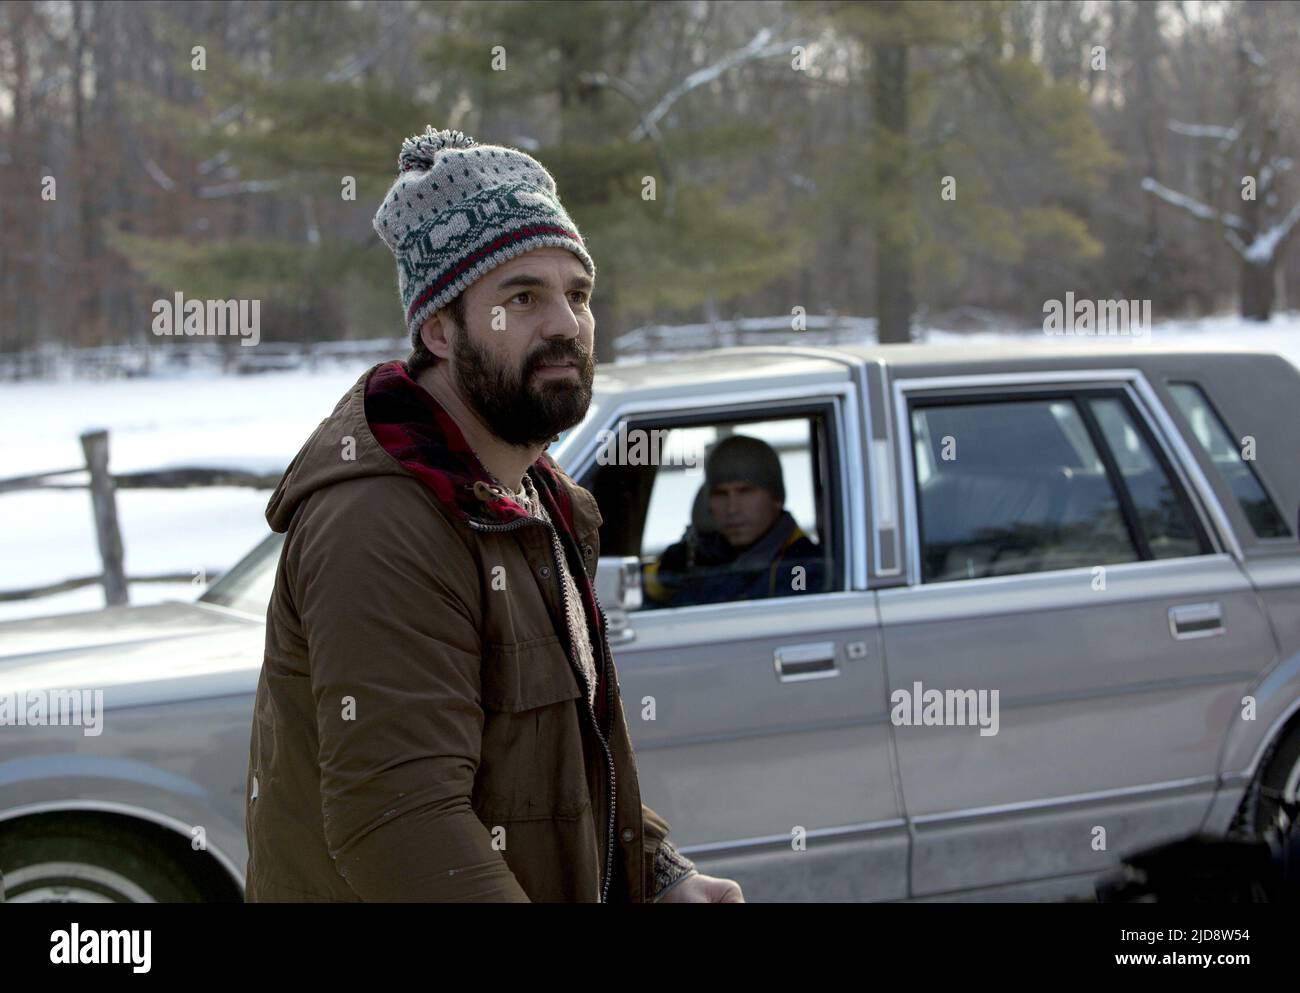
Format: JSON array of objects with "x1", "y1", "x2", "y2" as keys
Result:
[
  {"x1": 593, "y1": 595, "x2": 621, "y2": 894},
  {"x1": 468, "y1": 513, "x2": 618, "y2": 903}
]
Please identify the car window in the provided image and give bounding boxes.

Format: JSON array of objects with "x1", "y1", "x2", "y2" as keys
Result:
[
  {"x1": 584, "y1": 410, "x2": 840, "y2": 609},
  {"x1": 1167, "y1": 382, "x2": 1291, "y2": 538},
  {"x1": 200, "y1": 531, "x2": 283, "y2": 614},
  {"x1": 911, "y1": 398, "x2": 1138, "y2": 582},
  {"x1": 1088, "y1": 397, "x2": 1204, "y2": 559}
]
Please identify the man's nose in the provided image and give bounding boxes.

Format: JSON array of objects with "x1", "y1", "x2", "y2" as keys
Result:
[{"x1": 538, "y1": 295, "x2": 582, "y2": 340}]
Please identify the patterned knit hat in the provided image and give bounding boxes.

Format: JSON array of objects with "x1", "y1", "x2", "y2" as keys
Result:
[{"x1": 373, "y1": 125, "x2": 596, "y2": 347}]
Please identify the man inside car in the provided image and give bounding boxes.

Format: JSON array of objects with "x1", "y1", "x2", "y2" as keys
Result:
[{"x1": 643, "y1": 434, "x2": 826, "y2": 608}]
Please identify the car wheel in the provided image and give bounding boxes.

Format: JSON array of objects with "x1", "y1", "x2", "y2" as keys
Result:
[
  {"x1": 1239, "y1": 723, "x2": 1300, "y2": 840},
  {"x1": 0, "y1": 818, "x2": 206, "y2": 903}
]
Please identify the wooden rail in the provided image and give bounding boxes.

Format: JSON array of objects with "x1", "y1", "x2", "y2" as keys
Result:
[{"x1": 0, "y1": 429, "x2": 282, "y2": 606}]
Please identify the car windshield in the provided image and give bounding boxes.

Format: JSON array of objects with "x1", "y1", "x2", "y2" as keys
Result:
[{"x1": 199, "y1": 531, "x2": 284, "y2": 616}]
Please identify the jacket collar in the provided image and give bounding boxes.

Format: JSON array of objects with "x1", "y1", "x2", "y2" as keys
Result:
[
  {"x1": 364, "y1": 360, "x2": 592, "y2": 537},
  {"x1": 730, "y1": 509, "x2": 802, "y2": 572}
]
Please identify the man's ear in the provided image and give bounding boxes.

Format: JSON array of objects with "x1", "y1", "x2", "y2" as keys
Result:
[{"x1": 420, "y1": 311, "x2": 453, "y2": 361}]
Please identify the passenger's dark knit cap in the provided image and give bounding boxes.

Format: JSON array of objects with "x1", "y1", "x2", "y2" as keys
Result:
[{"x1": 704, "y1": 435, "x2": 784, "y2": 502}]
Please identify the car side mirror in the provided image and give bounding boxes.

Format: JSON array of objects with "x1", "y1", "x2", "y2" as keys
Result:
[{"x1": 594, "y1": 556, "x2": 642, "y2": 637}]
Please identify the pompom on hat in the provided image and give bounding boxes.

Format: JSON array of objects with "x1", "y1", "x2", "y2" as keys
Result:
[
  {"x1": 398, "y1": 126, "x2": 476, "y2": 171},
  {"x1": 373, "y1": 125, "x2": 596, "y2": 347}
]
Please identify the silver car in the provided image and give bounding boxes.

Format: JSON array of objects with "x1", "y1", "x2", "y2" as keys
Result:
[{"x1": 2, "y1": 342, "x2": 1298, "y2": 902}]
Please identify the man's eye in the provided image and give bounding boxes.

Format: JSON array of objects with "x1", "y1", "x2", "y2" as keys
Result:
[{"x1": 511, "y1": 292, "x2": 532, "y2": 305}]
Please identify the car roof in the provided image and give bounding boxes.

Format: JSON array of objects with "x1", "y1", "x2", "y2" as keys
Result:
[
  {"x1": 593, "y1": 347, "x2": 854, "y2": 396},
  {"x1": 595, "y1": 340, "x2": 1291, "y2": 393}
]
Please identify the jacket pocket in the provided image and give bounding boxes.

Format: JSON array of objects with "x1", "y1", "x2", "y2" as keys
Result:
[
  {"x1": 476, "y1": 636, "x2": 591, "y2": 823},
  {"x1": 481, "y1": 634, "x2": 584, "y2": 711}
]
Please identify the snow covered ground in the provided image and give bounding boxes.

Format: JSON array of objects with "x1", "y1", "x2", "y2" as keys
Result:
[
  {"x1": 919, "y1": 311, "x2": 1300, "y2": 364},
  {"x1": 0, "y1": 367, "x2": 361, "y2": 622},
  {"x1": 1, "y1": 313, "x2": 1297, "y2": 623}
]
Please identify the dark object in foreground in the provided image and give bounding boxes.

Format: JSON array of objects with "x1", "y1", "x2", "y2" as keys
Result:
[{"x1": 1096, "y1": 806, "x2": 1300, "y2": 902}]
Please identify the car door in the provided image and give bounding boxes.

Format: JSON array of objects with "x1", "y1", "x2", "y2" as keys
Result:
[
  {"x1": 876, "y1": 371, "x2": 1278, "y2": 900},
  {"x1": 576, "y1": 386, "x2": 908, "y2": 901}
]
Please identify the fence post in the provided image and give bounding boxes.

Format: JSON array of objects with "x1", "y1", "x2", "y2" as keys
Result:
[{"x1": 80, "y1": 429, "x2": 129, "y2": 607}]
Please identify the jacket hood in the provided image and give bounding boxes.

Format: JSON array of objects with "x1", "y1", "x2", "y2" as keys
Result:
[{"x1": 266, "y1": 360, "x2": 594, "y2": 538}]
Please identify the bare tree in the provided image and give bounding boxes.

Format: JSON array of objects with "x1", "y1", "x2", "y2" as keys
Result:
[{"x1": 1141, "y1": 3, "x2": 1300, "y2": 320}]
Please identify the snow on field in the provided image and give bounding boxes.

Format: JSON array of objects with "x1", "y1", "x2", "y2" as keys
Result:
[
  {"x1": 0, "y1": 367, "x2": 360, "y2": 623},
  {"x1": 920, "y1": 311, "x2": 1300, "y2": 368},
  {"x1": 1, "y1": 314, "x2": 1296, "y2": 624}
]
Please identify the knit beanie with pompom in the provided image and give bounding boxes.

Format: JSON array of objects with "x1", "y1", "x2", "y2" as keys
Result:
[{"x1": 372, "y1": 125, "x2": 596, "y2": 347}]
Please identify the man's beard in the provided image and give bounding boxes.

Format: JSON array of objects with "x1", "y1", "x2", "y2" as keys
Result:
[{"x1": 452, "y1": 330, "x2": 594, "y2": 448}]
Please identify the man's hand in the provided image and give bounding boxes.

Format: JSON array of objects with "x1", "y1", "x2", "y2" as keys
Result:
[{"x1": 657, "y1": 873, "x2": 744, "y2": 903}]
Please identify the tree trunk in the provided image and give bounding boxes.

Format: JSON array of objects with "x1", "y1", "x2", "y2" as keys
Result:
[
  {"x1": 1240, "y1": 260, "x2": 1274, "y2": 321},
  {"x1": 872, "y1": 37, "x2": 914, "y2": 344},
  {"x1": 557, "y1": 34, "x2": 616, "y2": 366},
  {"x1": 1131, "y1": 0, "x2": 1164, "y2": 301},
  {"x1": 592, "y1": 293, "x2": 617, "y2": 365}
]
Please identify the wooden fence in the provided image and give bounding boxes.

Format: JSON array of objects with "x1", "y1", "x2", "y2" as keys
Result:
[
  {"x1": 0, "y1": 315, "x2": 881, "y2": 381},
  {"x1": 0, "y1": 430, "x2": 282, "y2": 606},
  {"x1": 0, "y1": 337, "x2": 407, "y2": 382}
]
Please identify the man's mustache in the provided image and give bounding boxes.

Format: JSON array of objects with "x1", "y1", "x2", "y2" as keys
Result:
[{"x1": 526, "y1": 342, "x2": 592, "y2": 373}]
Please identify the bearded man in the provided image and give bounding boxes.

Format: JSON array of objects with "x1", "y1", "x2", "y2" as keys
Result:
[{"x1": 243, "y1": 126, "x2": 742, "y2": 903}]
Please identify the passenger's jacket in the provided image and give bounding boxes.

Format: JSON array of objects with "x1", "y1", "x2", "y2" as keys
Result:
[
  {"x1": 644, "y1": 509, "x2": 828, "y2": 608},
  {"x1": 245, "y1": 360, "x2": 693, "y2": 902}
]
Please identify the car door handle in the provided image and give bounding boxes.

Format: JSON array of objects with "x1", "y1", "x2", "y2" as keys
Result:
[
  {"x1": 1168, "y1": 602, "x2": 1225, "y2": 640},
  {"x1": 774, "y1": 642, "x2": 840, "y2": 683}
]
